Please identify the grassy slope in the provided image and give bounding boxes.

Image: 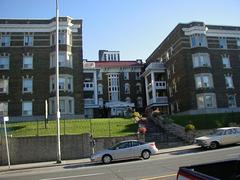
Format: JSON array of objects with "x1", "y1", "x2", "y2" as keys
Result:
[
  {"x1": 4, "y1": 118, "x2": 138, "y2": 137},
  {"x1": 171, "y1": 112, "x2": 240, "y2": 130}
]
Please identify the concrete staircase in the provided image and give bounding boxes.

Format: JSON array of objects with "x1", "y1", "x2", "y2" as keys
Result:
[{"x1": 145, "y1": 118, "x2": 186, "y2": 149}]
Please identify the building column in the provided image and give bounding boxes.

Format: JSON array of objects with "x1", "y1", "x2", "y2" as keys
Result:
[
  {"x1": 144, "y1": 75, "x2": 149, "y2": 105},
  {"x1": 151, "y1": 71, "x2": 156, "y2": 103},
  {"x1": 93, "y1": 71, "x2": 98, "y2": 105}
]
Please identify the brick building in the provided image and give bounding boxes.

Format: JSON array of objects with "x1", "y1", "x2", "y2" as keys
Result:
[
  {"x1": 145, "y1": 22, "x2": 240, "y2": 114},
  {"x1": 0, "y1": 17, "x2": 84, "y2": 120}
]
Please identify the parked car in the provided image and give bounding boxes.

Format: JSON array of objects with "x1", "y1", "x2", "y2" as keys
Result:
[
  {"x1": 195, "y1": 127, "x2": 240, "y2": 149},
  {"x1": 90, "y1": 140, "x2": 158, "y2": 164}
]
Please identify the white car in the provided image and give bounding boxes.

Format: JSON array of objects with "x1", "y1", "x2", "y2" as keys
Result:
[
  {"x1": 91, "y1": 140, "x2": 158, "y2": 164},
  {"x1": 195, "y1": 127, "x2": 240, "y2": 149}
]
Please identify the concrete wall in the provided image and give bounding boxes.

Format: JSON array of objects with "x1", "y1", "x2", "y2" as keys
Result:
[{"x1": 0, "y1": 133, "x2": 142, "y2": 165}]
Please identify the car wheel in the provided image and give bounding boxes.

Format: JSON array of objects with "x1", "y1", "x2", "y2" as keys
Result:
[
  {"x1": 142, "y1": 150, "x2": 151, "y2": 159},
  {"x1": 102, "y1": 155, "x2": 112, "y2": 164},
  {"x1": 210, "y1": 141, "x2": 219, "y2": 149}
]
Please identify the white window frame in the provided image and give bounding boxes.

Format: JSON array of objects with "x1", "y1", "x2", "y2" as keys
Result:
[
  {"x1": 0, "y1": 56, "x2": 9, "y2": 70},
  {"x1": 225, "y1": 75, "x2": 234, "y2": 89},
  {"x1": 50, "y1": 51, "x2": 72, "y2": 68},
  {"x1": 50, "y1": 74, "x2": 73, "y2": 92},
  {"x1": 219, "y1": 37, "x2": 227, "y2": 49},
  {"x1": 124, "y1": 72, "x2": 129, "y2": 80},
  {"x1": 124, "y1": 83, "x2": 130, "y2": 94},
  {"x1": 23, "y1": 78, "x2": 33, "y2": 93},
  {"x1": 22, "y1": 101, "x2": 32, "y2": 116},
  {"x1": 222, "y1": 56, "x2": 231, "y2": 68},
  {"x1": 136, "y1": 83, "x2": 142, "y2": 94},
  {"x1": 192, "y1": 53, "x2": 211, "y2": 68},
  {"x1": 237, "y1": 38, "x2": 240, "y2": 48},
  {"x1": 190, "y1": 34, "x2": 208, "y2": 48},
  {"x1": 196, "y1": 93, "x2": 217, "y2": 109},
  {"x1": 23, "y1": 55, "x2": 33, "y2": 69},
  {"x1": 137, "y1": 97, "x2": 143, "y2": 108},
  {"x1": 0, "y1": 79, "x2": 8, "y2": 94},
  {"x1": 195, "y1": 73, "x2": 214, "y2": 89},
  {"x1": 1, "y1": 34, "x2": 10, "y2": 47},
  {"x1": 0, "y1": 102, "x2": 8, "y2": 116},
  {"x1": 24, "y1": 34, "x2": 34, "y2": 46},
  {"x1": 49, "y1": 96, "x2": 74, "y2": 115},
  {"x1": 227, "y1": 94, "x2": 236, "y2": 108}
]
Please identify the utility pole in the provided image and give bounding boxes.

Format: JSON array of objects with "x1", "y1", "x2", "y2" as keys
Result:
[{"x1": 56, "y1": 0, "x2": 61, "y2": 164}]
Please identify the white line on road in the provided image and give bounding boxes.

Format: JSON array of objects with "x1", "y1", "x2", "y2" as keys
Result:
[{"x1": 39, "y1": 172, "x2": 104, "y2": 180}]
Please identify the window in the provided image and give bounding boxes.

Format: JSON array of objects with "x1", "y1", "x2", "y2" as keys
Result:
[
  {"x1": 1, "y1": 34, "x2": 10, "y2": 47},
  {"x1": 99, "y1": 98, "x2": 103, "y2": 107},
  {"x1": 24, "y1": 34, "x2": 33, "y2": 46},
  {"x1": 108, "y1": 74, "x2": 119, "y2": 101},
  {"x1": 124, "y1": 83, "x2": 130, "y2": 94},
  {"x1": 225, "y1": 75, "x2": 234, "y2": 89},
  {"x1": 124, "y1": 72, "x2": 129, "y2": 80},
  {"x1": 137, "y1": 97, "x2": 143, "y2": 108},
  {"x1": 49, "y1": 97, "x2": 74, "y2": 115},
  {"x1": 190, "y1": 34, "x2": 208, "y2": 48},
  {"x1": 136, "y1": 83, "x2": 142, "y2": 94},
  {"x1": 50, "y1": 75, "x2": 73, "y2": 92},
  {"x1": 135, "y1": 72, "x2": 141, "y2": 80},
  {"x1": 50, "y1": 52, "x2": 72, "y2": 68},
  {"x1": 98, "y1": 84, "x2": 103, "y2": 94},
  {"x1": 195, "y1": 73, "x2": 213, "y2": 89},
  {"x1": 59, "y1": 32, "x2": 66, "y2": 44},
  {"x1": 23, "y1": 56, "x2": 33, "y2": 69},
  {"x1": 222, "y1": 56, "x2": 231, "y2": 68},
  {"x1": 0, "y1": 102, "x2": 8, "y2": 116},
  {"x1": 23, "y1": 78, "x2": 33, "y2": 93},
  {"x1": 192, "y1": 53, "x2": 211, "y2": 68},
  {"x1": 237, "y1": 38, "x2": 240, "y2": 48},
  {"x1": 97, "y1": 70, "x2": 102, "y2": 80},
  {"x1": 196, "y1": 93, "x2": 217, "y2": 109},
  {"x1": 0, "y1": 79, "x2": 8, "y2": 94},
  {"x1": 0, "y1": 56, "x2": 9, "y2": 69},
  {"x1": 22, "y1": 101, "x2": 32, "y2": 116},
  {"x1": 227, "y1": 95, "x2": 236, "y2": 108},
  {"x1": 219, "y1": 37, "x2": 227, "y2": 49}
]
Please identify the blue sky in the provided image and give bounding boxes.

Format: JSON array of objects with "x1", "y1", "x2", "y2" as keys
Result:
[{"x1": 1, "y1": 0, "x2": 240, "y2": 61}]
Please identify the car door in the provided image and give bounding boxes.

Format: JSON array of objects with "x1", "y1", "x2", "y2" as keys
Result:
[
  {"x1": 111, "y1": 142, "x2": 133, "y2": 160},
  {"x1": 222, "y1": 129, "x2": 235, "y2": 145},
  {"x1": 232, "y1": 128, "x2": 240, "y2": 143}
]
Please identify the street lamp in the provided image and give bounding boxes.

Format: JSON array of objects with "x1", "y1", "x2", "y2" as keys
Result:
[{"x1": 56, "y1": 0, "x2": 61, "y2": 164}]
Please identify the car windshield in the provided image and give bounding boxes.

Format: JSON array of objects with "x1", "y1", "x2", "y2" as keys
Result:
[{"x1": 213, "y1": 129, "x2": 225, "y2": 135}]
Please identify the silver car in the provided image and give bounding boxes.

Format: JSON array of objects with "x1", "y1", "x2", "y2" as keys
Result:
[{"x1": 90, "y1": 140, "x2": 158, "y2": 164}]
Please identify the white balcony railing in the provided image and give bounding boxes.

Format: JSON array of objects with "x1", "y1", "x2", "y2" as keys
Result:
[
  {"x1": 148, "y1": 96, "x2": 168, "y2": 105},
  {"x1": 83, "y1": 82, "x2": 94, "y2": 91},
  {"x1": 155, "y1": 81, "x2": 166, "y2": 89}
]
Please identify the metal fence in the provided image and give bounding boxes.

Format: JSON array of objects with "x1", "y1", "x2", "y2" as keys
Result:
[{"x1": 0, "y1": 118, "x2": 137, "y2": 138}]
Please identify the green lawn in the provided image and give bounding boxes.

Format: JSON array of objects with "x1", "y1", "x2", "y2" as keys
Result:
[
  {"x1": 171, "y1": 112, "x2": 240, "y2": 130},
  {"x1": 2, "y1": 118, "x2": 138, "y2": 138}
]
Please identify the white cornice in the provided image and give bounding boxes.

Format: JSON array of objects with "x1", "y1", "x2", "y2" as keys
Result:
[
  {"x1": 182, "y1": 26, "x2": 240, "y2": 38},
  {"x1": 0, "y1": 21, "x2": 80, "y2": 33}
]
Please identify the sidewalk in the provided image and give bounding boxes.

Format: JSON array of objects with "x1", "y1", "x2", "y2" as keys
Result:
[{"x1": 0, "y1": 144, "x2": 199, "y2": 173}]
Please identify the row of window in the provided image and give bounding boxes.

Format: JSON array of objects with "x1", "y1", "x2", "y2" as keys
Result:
[
  {"x1": 0, "y1": 75, "x2": 73, "y2": 94},
  {"x1": 190, "y1": 34, "x2": 240, "y2": 49},
  {"x1": 0, "y1": 51, "x2": 73, "y2": 70},
  {"x1": 0, "y1": 31, "x2": 72, "y2": 47},
  {"x1": 192, "y1": 53, "x2": 232, "y2": 68},
  {"x1": 0, "y1": 97, "x2": 74, "y2": 116}
]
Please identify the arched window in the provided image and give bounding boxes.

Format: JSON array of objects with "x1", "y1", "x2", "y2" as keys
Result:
[{"x1": 124, "y1": 83, "x2": 130, "y2": 94}]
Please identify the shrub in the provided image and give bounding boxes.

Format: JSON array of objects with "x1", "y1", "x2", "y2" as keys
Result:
[{"x1": 185, "y1": 124, "x2": 195, "y2": 132}]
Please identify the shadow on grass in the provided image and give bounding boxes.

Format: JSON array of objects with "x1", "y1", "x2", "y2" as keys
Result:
[
  {"x1": 120, "y1": 123, "x2": 138, "y2": 133},
  {"x1": 7, "y1": 125, "x2": 26, "y2": 132}
]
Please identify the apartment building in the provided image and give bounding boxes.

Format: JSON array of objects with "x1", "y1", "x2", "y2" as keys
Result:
[
  {"x1": 98, "y1": 50, "x2": 120, "y2": 61},
  {"x1": 0, "y1": 17, "x2": 84, "y2": 120},
  {"x1": 83, "y1": 59, "x2": 145, "y2": 118},
  {"x1": 144, "y1": 22, "x2": 240, "y2": 115}
]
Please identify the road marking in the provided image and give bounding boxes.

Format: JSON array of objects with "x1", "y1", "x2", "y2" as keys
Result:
[
  {"x1": 139, "y1": 173, "x2": 177, "y2": 180},
  {"x1": 39, "y1": 172, "x2": 104, "y2": 180}
]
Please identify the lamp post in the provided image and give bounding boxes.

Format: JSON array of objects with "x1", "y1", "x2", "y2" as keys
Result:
[{"x1": 56, "y1": 0, "x2": 61, "y2": 164}]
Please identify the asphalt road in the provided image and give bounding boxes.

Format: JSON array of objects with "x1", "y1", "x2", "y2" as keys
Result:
[{"x1": 0, "y1": 145, "x2": 239, "y2": 180}]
